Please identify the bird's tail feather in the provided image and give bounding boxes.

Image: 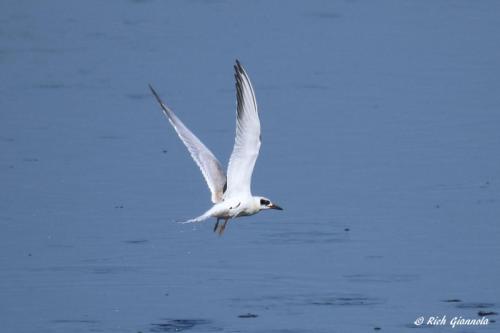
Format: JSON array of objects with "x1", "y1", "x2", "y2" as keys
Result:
[{"x1": 177, "y1": 210, "x2": 212, "y2": 224}]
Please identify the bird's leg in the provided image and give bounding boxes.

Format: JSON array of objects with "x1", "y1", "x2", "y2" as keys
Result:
[
  {"x1": 213, "y1": 218, "x2": 221, "y2": 233},
  {"x1": 218, "y1": 218, "x2": 229, "y2": 236}
]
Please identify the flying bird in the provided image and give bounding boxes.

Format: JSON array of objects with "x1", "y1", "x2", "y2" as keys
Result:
[{"x1": 149, "y1": 60, "x2": 282, "y2": 235}]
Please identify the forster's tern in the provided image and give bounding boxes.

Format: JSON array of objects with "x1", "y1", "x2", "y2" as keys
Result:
[{"x1": 149, "y1": 60, "x2": 282, "y2": 235}]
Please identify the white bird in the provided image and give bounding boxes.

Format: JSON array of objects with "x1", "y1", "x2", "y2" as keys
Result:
[{"x1": 149, "y1": 60, "x2": 282, "y2": 235}]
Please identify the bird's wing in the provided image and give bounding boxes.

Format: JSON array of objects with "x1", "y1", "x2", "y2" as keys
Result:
[
  {"x1": 224, "y1": 60, "x2": 261, "y2": 198},
  {"x1": 149, "y1": 85, "x2": 227, "y2": 203}
]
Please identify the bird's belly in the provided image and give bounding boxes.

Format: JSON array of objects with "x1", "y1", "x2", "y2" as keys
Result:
[
  {"x1": 213, "y1": 210, "x2": 232, "y2": 219},
  {"x1": 237, "y1": 211, "x2": 253, "y2": 217},
  {"x1": 218, "y1": 210, "x2": 256, "y2": 219},
  {"x1": 237, "y1": 206, "x2": 259, "y2": 217},
  {"x1": 212, "y1": 200, "x2": 258, "y2": 219}
]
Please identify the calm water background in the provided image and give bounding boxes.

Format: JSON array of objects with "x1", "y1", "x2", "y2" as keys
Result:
[{"x1": 1, "y1": 1, "x2": 499, "y2": 332}]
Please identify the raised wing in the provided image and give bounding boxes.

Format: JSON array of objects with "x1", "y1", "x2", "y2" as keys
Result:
[
  {"x1": 149, "y1": 85, "x2": 227, "y2": 203},
  {"x1": 224, "y1": 60, "x2": 261, "y2": 198}
]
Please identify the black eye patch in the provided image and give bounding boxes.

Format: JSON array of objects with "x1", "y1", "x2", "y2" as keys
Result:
[{"x1": 260, "y1": 199, "x2": 270, "y2": 206}]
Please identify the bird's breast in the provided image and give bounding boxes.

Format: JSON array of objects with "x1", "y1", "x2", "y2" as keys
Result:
[{"x1": 238, "y1": 205, "x2": 260, "y2": 217}]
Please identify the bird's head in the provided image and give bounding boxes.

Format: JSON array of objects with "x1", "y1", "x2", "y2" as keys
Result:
[{"x1": 256, "y1": 196, "x2": 283, "y2": 211}]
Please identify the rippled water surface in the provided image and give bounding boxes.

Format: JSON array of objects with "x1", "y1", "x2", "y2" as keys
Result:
[{"x1": 1, "y1": 1, "x2": 500, "y2": 332}]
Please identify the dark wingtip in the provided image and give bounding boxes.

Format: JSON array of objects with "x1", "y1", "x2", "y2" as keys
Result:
[
  {"x1": 235, "y1": 59, "x2": 244, "y2": 74},
  {"x1": 148, "y1": 84, "x2": 171, "y2": 117},
  {"x1": 148, "y1": 84, "x2": 163, "y2": 107},
  {"x1": 148, "y1": 83, "x2": 155, "y2": 93},
  {"x1": 148, "y1": 84, "x2": 159, "y2": 100}
]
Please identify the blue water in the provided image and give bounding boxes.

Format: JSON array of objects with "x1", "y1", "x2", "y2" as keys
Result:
[{"x1": 1, "y1": 1, "x2": 499, "y2": 332}]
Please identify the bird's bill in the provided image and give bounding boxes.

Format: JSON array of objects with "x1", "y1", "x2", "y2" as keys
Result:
[{"x1": 269, "y1": 203, "x2": 283, "y2": 210}]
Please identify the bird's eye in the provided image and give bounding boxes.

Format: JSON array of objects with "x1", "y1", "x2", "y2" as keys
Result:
[{"x1": 260, "y1": 199, "x2": 270, "y2": 206}]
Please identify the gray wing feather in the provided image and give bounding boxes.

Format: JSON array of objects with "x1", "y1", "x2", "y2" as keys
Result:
[{"x1": 149, "y1": 85, "x2": 227, "y2": 203}]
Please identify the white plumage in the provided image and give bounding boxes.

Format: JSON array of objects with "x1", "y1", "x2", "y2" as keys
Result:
[{"x1": 149, "y1": 60, "x2": 282, "y2": 235}]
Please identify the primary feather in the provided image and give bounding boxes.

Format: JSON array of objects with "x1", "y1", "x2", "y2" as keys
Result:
[
  {"x1": 149, "y1": 85, "x2": 227, "y2": 203},
  {"x1": 224, "y1": 60, "x2": 261, "y2": 199}
]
